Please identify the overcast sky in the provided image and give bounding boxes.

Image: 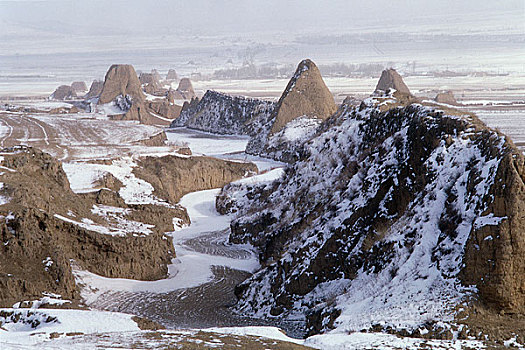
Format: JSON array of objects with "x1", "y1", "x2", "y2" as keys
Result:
[{"x1": 1, "y1": 0, "x2": 523, "y2": 37}]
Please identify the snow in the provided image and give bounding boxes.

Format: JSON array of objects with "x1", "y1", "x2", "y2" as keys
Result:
[
  {"x1": 226, "y1": 103, "x2": 509, "y2": 336},
  {"x1": 54, "y1": 214, "x2": 129, "y2": 237},
  {"x1": 303, "y1": 332, "x2": 486, "y2": 350},
  {"x1": 474, "y1": 213, "x2": 507, "y2": 229},
  {"x1": 0, "y1": 182, "x2": 10, "y2": 205},
  {"x1": 205, "y1": 326, "x2": 304, "y2": 345},
  {"x1": 73, "y1": 188, "x2": 259, "y2": 304},
  {"x1": 166, "y1": 127, "x2": 250, "y2": 156},
  {"x1": 0, "y1": 308, "x2": 140, "y2": 346},
  {"x1": 62, "y1": 158, "x2": 170, "y2": 206},
  {"x1": 267, "y1": 116, "x2": 321, "y2": 147}
]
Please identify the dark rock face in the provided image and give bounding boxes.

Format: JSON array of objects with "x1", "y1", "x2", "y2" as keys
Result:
[
  {"x1": 374, "y1": 68, "x2": 411, "y2": 95},
  {"x1": 223, "y1": 103, "x2": 525, "y2": 335},
  {"x1": 269, "y1": 59, "x2": 336, "y2": 135},
  {"x1": 51, "y1": 85, "x2": 77, "y2": 100},
  {"x1": 170, "y1": 90, "x2": 275, "y2": 136}
]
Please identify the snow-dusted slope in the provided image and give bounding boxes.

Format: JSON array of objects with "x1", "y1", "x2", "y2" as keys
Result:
[
  {"x1": 170, "y1": 90, "x2": 275, "y2": 136},
  {"x1": 221, "y1": 102, "x2": 525, "y2": 337}
]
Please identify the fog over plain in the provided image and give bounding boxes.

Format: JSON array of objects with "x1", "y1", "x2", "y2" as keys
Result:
[{"x1": 0, "y1": 0, "x2": 523, "y2": 95}]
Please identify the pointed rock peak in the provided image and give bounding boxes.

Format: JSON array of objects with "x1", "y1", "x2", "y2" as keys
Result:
[
  {"x1": 177, "y1": 78, "x2": 194, "y2": 93},
  {"x1": 176, "y1": 78, "x2": 196, "y2": 100},
  {"x1": 374, "y1": 68, "x2": 411, "y2": 96},
  {"x1": 166, "y1": 69, "x2": 179, "y2": 81},
  {"x1": 270, "y1": 59, "x2": 336, "y2": 134},
  {"x1": 98, "y1": 64, "x2": 145, "y2": 105}
]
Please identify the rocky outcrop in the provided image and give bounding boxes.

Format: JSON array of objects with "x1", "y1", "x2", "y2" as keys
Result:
[
  {"x1": 98, "y1": 64, "x2": 163, "y2": 125},
  {"x1": 170, "y1": 90, "x2": 275, "y2": 136},
  {"x1": 0, "y1": 146, "x2": 188, "y2": 307},
  {"x1": 175, "y1": 78, "x2": 196, "y2": 100},
  {"x1": 269, "y1": 59, "x2": 336, "y2": 135},
  {"x1": 134, "y1": 155, "x2": 257, "y2": 204},
  {"x1": 146, "y1": 98, "x2": 182, "y2": 122},
  {"x1": 99, "y1": 64, "x2": 145, "y2": 105},
  {"x1": 166, "y1": 69, "x2": 179, "y2": 81},
  {"x1": 51, "y1": 85, "x2": 77, "y2": 100},
  {"x1": 435, "y1": 91, "x2": 458, "y2": 105},
  {"x1": 374, "y1": 68, "x2": 411, "y2": 95},
  {"x1": 151, "y1": 69, "x2": 162, "y2": 83},
  {"x1": 132, "y1": 131, "x2": 168, "y2": 146},
  {"x1": 222, "y1": 100, "x2": 525, "y2": 338},
  {"x1": 139, "y1": 72, "x2": 164, "y2": 95},
  {"x1": 71, "y1": 81, "x2": 88, "y2": 93},
  {"x1": 86, "y1": 80, "x2": 104, "y2": 99}
]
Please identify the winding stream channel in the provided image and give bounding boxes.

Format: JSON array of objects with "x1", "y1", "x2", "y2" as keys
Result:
[{"x1": 72, "y1": 128, "x2": 305, "y2": 336}]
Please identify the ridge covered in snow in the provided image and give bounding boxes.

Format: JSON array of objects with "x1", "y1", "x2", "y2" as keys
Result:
[
  {"x1": 221, "y1": 102, "x2": 523, "y2": 337},
  {"x1": 171, "y1": 90, "x2": 275, "y2": 136}
]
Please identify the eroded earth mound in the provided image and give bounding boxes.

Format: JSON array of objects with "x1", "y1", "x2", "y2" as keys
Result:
[{"x1": 219, "y1": 100, "x2": 525, "y2": 342}]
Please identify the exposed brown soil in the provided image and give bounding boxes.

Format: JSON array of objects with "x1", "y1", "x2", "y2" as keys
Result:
[
  {"x1": 98, "y1": 64, "x2": 145, "y2": 105},
  {"x1": 374, "y1": 68, "x2": 412, "y2": 95},
  {"x1": 132, "y1": 131, "x2": 168, "y2": 146},
  {"x1": 0, "y1": 146, "x2": 189, "y2": 307},
  {"x1": 270, "y1": 59, "x2": 336, "y2": 134},
  {"x1": 134, "y1": 155, "x2": 257, "y2": 203}
]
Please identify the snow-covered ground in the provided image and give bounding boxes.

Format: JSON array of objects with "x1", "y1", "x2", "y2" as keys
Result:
[{"x1": 73, "y1": 188, "x2": 260, "y2": 303}]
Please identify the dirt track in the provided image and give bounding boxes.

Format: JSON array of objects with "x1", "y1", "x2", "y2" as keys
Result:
[{"x1": 0, "y1": 112, "x2": 172, "y2": 160}]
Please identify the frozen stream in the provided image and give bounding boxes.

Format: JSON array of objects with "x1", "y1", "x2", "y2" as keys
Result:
[{"x1": 71, "y1": 128, "x2": 305, "y2": 334}]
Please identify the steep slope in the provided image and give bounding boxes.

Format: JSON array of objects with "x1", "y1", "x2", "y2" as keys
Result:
[
  {"x1": 0, "y1": 146, "x2": 188, "y2": 307},
  {"x1": 171, "y1": 90, "x2": 275, "y2": 136},
  {"x1": 269, "y1": 59, "x2": 336, "y2": 135},
  {"x1": 98, "y1": 64, "x2": 145, "y2": 105},
  {"x1": 97, "y1": 64, "x2": 170, "y2": 125},
  {"x1": 374, "y1": 68, "x2": 411, "y2": 95},
  {"x1": 51, "y1": 85, "x2": 77, "y2": 100},
  {"x1": 86, "y1": 80, "x2": 104, "y2": 99},
  {"x1": 219, "y1": 102, "x2": 525, "y2": 338},
  {"x1": 245, "y1": 59, "x2": 336, "y2": 162}
]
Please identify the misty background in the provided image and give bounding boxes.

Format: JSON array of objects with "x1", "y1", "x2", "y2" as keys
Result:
[{"x1": 0, "y1": 0, "x2": 524, "y2": 95}]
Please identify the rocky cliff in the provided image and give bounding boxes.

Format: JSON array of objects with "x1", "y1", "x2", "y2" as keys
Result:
[
  {"x1": 171, "y1": 90, "x2": 275, "y2": 136},
  {"x1": 86, "y1": 80, "x2": 104, "y2": 99},
  {"x1": 97, "y1": 64, "x2": 171, "y2": 125},
  {"x1": 219, "y1": 101, "x2": 525, "y2": 339},
  {"x1": 0, "y1": 146, "x2": 189, "y2": 307},
  {"x1": 134, "y1": 154, "x2": 258, "y2": 203}
]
